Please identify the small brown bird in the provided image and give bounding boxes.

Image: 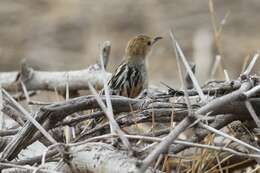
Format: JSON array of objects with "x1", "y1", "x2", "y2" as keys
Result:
[{"x1": 106, "y1": 35, "x2": 162, "y2": 98}]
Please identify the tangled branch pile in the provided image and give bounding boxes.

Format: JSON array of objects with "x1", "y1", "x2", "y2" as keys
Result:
[{"x1": 0, "y1": 39, "x2": 260, "y2": 173}]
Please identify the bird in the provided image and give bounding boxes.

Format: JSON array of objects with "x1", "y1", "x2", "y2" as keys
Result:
[
  {"x1": 93, "y1": 35, "x2": 162, "y2": 132},
  {"x1": 105, "y1": 34, "x2": 162, "y2": 98}
]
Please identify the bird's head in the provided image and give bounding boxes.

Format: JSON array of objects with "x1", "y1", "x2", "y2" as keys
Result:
[{"x1": 124, "y1": 35, "x2": 162, "y2": 62}]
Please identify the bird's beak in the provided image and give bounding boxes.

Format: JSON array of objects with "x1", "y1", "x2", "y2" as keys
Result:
[{"x1": 152, "y1": 36, "x2": 163, "y2": 45}]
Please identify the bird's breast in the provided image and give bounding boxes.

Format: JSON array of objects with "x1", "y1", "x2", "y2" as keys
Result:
[{"x1": 125, "y1": 63, "x2": 147, "y2": 98}]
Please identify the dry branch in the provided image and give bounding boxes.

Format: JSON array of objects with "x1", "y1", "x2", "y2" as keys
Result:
[
  {"x1": 1, "y1": 43, "x2": 260, "y2": 173},
  {"x1": 58, "y1": 143, "x2": 156, "y2": 173},
  {"x1": 0, "y1": 42, "x2": 112, "y2": 92},
  {"x1": 1, "y1": 80, "x2": 260, "y2": 172},
  {"x1": 1, "y1": 79, "x2": 260, "y2": 160}
]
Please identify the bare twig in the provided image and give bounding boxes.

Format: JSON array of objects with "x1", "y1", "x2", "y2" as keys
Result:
[
  {"x1": 199, "y1": 123, "x2": 260, "y2": 153},
  {"x1": 241, "y1": 55, "x2": 250, "y2": 73},
  {"x1": 2, "y1": 89, "x2": 57, "y2": 144},
  {"x1": 243, "y1": 54, "x2": 259, "y2": 76},
  {"x1": 88, "y1": 83, "x2": 132, "y2": 151},
  {"x1": 0, "y1": 129, "x2": 19, "y2": 136},
  {"x1": 64, "y1": 73, "x2": 72, "y2": 144},
  {"x1": 170, "y1": 31, "x2": 192, "y2": 113},
  {"x1": 223, "y1": 69, "x2": 230, "y2": 82},
  {"x1": 1, "y1": 90, "x2": 58, "y2": 161},
  {"x1": 99, "y1": 41, "x2": 116, "y2": 135},
  {"x1": 28, "y1": 100, "x2": 55, "y2": 105},
  {"x1": 210, "y1": 55, "x2": 221, "y2": 79},
  {"x1": 20, "y1": 81, "x2": 31, "y2": 105},
  {"x1": 98, "y1": 41, "x2": 111, "y2": 69},
  {"x1": 170, "y1": 30, "x2": 207, "y2": 103}
]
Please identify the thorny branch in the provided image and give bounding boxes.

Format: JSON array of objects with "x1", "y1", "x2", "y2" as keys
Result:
[{"x1": 0, "y1": 41, "x2": 260, "y2": 173}]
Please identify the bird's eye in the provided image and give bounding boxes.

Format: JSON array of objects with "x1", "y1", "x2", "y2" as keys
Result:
[{"x1": 147, "y1": 41, "x2": 151, "y2": 46}]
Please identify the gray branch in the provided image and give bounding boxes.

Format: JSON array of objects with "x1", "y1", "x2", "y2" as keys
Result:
[{"x1": 0, "y1": 42, "x2": 112, "y2": 92}]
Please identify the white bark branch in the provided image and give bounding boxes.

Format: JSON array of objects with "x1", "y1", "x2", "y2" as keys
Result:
[
  {"x1": 0, "y1": 66, "x2": 111, "y2": 92},
  {"x1": 58, "y1": 143, "x2": 155, "y2": 173},
  {"x1": 0, "y1": 42, "x2": 112, "y2": 92}
]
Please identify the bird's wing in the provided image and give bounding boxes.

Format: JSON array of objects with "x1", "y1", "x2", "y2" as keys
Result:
[{"x1": 108, "y1": 62, "x2": 143, "y2": 98}]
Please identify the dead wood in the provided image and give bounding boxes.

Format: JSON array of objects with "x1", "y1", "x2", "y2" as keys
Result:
[
  {"x1": 1, "y1": 42, "x2": 260, "y2": 173},
  {"x1": 58, "y1": 142, "x2": 156, "y2": 173},
  {"x1": 0, "y1": 42, "x2": 111, "y2": 93}
]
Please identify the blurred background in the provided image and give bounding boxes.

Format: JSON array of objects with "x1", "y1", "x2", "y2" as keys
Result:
[{"x1": 0, "y1": 0, "x2": 259, "y2": 88}]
